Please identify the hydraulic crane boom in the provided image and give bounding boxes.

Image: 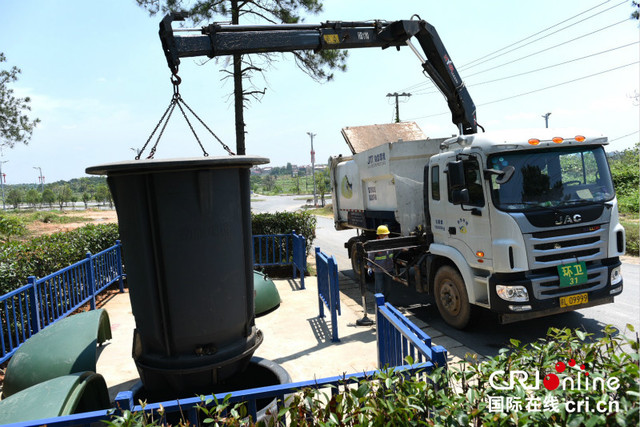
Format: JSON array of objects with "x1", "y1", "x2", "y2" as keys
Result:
[{"x1": 159, "y1": 12, "x2": 477, "y2": 135}]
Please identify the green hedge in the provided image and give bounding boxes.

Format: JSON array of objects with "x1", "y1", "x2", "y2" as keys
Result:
[
  {"x1": 0, "y1": 212, "x2": 318, "y2": 295},
  {"x1": 109, "y1": 326, "x2": 638, "y2": 426},
  {"x1": 0, "y1": 223, "x2": 119, "y2": 294},
  {"x1": 251, "y1": 211, "x2": 317, "y2": 255}
]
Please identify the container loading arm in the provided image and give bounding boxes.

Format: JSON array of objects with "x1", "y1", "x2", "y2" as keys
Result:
[{"x1": 159, "y1": 12, "x2": 477, "y2": 135}]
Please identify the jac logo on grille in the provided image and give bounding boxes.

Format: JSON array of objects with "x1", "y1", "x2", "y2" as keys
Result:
[{"x1": 555, "y1": 214, "x2": 582, "y2": 226}]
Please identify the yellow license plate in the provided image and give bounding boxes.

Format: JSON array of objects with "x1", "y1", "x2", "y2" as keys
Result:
[{"x1": 559, "y1": 293, "x2": 589, "y2": 308}]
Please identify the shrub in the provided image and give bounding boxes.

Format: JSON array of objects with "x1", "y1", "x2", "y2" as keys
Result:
[
  {"x1": 0, "y1": 214, "x2": 27, "y2": 239},
  {"x1": 274, "y1": 327, "x2": 639, "y2": 425},
  {"x1": 107, "y1": 326, "x2": 639, "y2": 426},
  {"x1": 621, "y1": 220, "x2": 639, "y2": 257},
  {"x1": 0, "y1": 223, "x2": 119, "y2": 294},
  {"x1": 251, "y1": 211, "x2": 317, "y2": 254}
]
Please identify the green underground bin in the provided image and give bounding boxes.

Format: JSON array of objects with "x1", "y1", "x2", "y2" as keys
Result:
[
  {"x1": 86, "y1": 156, "x2": 269, "y2": 396},
  {"x1": 253, "y1": 271, "x2": 281, "y2": 317},
  {"x1": 0, "y1": 372, "x2": 110, "y2": 424}
]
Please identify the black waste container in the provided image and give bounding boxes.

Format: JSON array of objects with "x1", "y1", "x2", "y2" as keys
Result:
[{"x1": 86, "y1": 156, "x2": 268, "y2": 395}]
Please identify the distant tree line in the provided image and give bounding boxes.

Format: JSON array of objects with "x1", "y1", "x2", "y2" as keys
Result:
[{"x1": 3, "y1": 176, "x2": 112, "y2": 210}]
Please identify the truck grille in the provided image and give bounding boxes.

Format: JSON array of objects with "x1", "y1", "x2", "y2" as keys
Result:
[{"x1": 524, "y1": 224, "x2": 609, "y2": 300}]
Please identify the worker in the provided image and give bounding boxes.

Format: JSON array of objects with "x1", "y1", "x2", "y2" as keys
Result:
[{"x1": 367, "y1": 225, "x2": 394, "y2": 294}]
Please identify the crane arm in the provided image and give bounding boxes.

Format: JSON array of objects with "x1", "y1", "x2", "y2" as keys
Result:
[{"x1": 159, "y1": 12, "x2": 477, "y2": 135}]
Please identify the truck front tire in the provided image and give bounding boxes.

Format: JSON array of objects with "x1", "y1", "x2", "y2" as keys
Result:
[{"x1": 434, "y1": 266, "x2": 471, "y2": 329}]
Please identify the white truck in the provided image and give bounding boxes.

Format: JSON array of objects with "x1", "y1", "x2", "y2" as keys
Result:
[
  {"x1": 330, "y1": 127, "x2": 625, "y2": 328},
  {"x1": 158, "y1": 12, "x2": 626, "y2": 328}
]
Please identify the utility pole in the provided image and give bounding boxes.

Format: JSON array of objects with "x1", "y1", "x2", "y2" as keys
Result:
[
  {"x1": 0, "y1": 160, "x2": 7, "y2": 210},
  {"x1": 33, "y1": 166, "x2": 44, "y2": 191},
  {"x1": 387, "y1": 92, "x2": 411, "y2": 123},
  {"x1": 307, "y1": 132, "x2": 317, "y2": 207},
  {"x1": 542, "y1": 112, "x2": 551, "y2": 128}
]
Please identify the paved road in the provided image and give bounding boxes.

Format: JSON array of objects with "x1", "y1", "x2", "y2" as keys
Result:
[
  {"x1": 261, "y1": 195, "x2": 640, "y2": 358},
  {"x1": 251, "y1": 194, "x2": 308, "y2": 214}
]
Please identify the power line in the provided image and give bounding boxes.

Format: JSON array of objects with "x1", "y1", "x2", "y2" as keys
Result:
[
  {"x1": 608, "y1": 131, "x2": 640, "y2": 143},
  {"x1": 410, "y1": 18, "x2": 630, "y2": 96},
  {"x1": 463, "y1": 19, "x2": 629, "y2": 79},
  {"x1": 398, "y1": 0, "x2": 628, "y2": 94},
  {"x1": 405, "y1": 61, "x2": 639, "y2": 120},
  {"x1": 479, "y1": 61, "x2": 638, "y2": 107},
  {"x1": 411, "y1": 41, "x2": 639, "y2": 96},
  {"x1": 459, "y1": 0, "x2": 629, "y2": 72}
]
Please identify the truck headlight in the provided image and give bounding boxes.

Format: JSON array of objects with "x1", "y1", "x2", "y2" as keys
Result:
[
  {"x1": 610, "y1": 267, "x2": 622, "y2": 286},
  {"x1": 496, "y1": 285, "x2": 529, "y2": 302}
]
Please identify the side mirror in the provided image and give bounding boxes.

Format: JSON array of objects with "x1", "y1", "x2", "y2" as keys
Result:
[
  {"x1": 496, "y1": 165, "x2": 515, "y2": 185},
  {"x1": 452, "y1": 188, "x2": 470, "y2": 205},
  {"x1": 448, "y1": 160, "x2": 465, "y2": 189}
]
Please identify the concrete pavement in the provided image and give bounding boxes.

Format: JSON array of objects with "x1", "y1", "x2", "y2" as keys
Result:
[{"x1": 96, "y1": 273, "x2": 481, "y2": 403}]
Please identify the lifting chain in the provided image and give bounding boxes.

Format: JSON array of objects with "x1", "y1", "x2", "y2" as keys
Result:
[{"x1": 135, "y1": 70, "x2": 234, "y2": 160}]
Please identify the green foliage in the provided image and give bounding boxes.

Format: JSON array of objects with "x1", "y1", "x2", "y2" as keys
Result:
[
  {"x1": 107, "y1": 326, "x2": 639, "y2": 426},
  {"x1": 609, "y1": 145, "x2": 639, "y2": 215},
  {"x1": 0, "y1": 223, "x2": 119, "y2": 294},
  {"x1": 621, "y1": 218, "x2": 639, "y2": 256},
  {"x1": 251, "y1": 169, "x2": 319, "y2": 196},
  {"x1": 315, "y1": 167, "x2": 331, "y2": 206},
  {"x1": 282, "y1": 326, "x2": 639, "y2": 426},
  {"x1": 421, "y1": 326, "x2": 639, "y2": 426},
  {"x1": 0, "y1": 214, "x2": 26, "y2": 239},
  {"x1": 0, "y1": 52, "x2": 40, "y2": 148},
  {"x1": 251, "y1": 211, "x2": 316, "y2": 254},
  {"x1": 25, "y1": 188, "x2": 40, "y2": 208},
  {"x1": 41, "y1": 188, "x2": 55, "y2": 208},
  {"x1": 6, "y1": 188, "x2": 23, "y2": 209}
]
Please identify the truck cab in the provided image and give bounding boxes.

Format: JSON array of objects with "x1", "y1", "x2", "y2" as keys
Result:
[{"x1": 431, "y1": 129, "x2": 624, "y2": 325}]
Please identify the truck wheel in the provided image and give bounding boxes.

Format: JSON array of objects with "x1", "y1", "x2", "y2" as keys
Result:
[{"x1": 434, "y1": 266, "x2": 471, "y2": 329}]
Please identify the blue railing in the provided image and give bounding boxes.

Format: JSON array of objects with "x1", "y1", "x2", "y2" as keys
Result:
[
  {"x1": 14, "y1": 362, "x2": 437, "y2": 427},
  {"x1": 375, "y1": 293, "x2": 447, "y2": 369},
  {"x1": 0, "y1": 245, "x2": 449, "y2": 427},
  {"x1": 253, "y1": 231, "x2": 306, "y2": 289},
  {"x1": 0, "y1": 242, "x2": 125, "y2": 365},
  {"x1": 291, "y1": 232, "x2": 306, "y2": 289},
  {"x1": 315, "y1": 247, "x2": 341, "y2": 342}
]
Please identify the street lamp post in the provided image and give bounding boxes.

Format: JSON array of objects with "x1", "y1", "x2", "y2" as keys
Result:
[
  {"x1": 307, "y1": 132, "x2": 317, "y2": 207},
  {"x1": 542, "y1": 112, "x2": 551, "y2": 128},
  {"x1": 0, "y1": 160, "x2": 7, "y2": 210},
  {"x1": 33, "y1": 166, "x2": 44, "y2": 192}
]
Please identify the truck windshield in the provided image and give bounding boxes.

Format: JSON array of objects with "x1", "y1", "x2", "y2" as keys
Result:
[{"x1": 488, "y1": 146, "x2": 615, "y2": 212}]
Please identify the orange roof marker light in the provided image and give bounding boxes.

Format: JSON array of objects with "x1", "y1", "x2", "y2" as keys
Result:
[
  {"x1": 552, "y1": 137, "x2": 564, "y2": 144},
  {"x1": 528, "y1": 138, "x2": 540, "y2": 145},
  {"x1": 575, "y1": 135, "x2": 586, "y2": 142}
]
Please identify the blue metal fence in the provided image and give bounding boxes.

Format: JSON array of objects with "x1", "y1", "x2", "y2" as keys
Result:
[
  {"x1": 14, "y1": 362, "x2": 438, "y2": 427},
  {"x1": 315, "y1": 247, "x2": 341, "y2": 342},
  {"x1": 0, "y1": 243, "x2": 451, "y2": 427},
  {"x1": 253, "y1": 231, "x2": 306, "y2": 289},
  {"x1": 0, "y1": 241, "x2": 125, "y2": 365},
  {"x1": 375, "y1": 293, "x2": 447, "y2": 369},
  {"x1": 291, "y1": 232, "x2": 306, "y2": 289}
]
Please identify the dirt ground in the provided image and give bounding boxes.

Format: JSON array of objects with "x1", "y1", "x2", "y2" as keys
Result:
[{"x1": 26, "y1": 209, "x2": 119, "y2": 237}]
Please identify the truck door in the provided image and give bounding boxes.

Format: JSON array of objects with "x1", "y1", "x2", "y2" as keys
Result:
[{"x1": 441, "y1": 157, "x2": 493, "y2": 268}]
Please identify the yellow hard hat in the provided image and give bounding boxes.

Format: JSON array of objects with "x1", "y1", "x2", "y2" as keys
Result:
[{"x1": 376, "y1": 225, "x2": 390, "y2": 235}]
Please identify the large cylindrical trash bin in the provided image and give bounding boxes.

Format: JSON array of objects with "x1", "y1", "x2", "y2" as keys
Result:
[{"x1": 86, "y1": 156, "x2": 268, "y2": 395}]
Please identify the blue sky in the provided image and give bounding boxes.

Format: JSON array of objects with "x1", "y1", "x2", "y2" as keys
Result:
[{"x1": 1, "y1": 0, "x2": 638, "y2": 184}]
